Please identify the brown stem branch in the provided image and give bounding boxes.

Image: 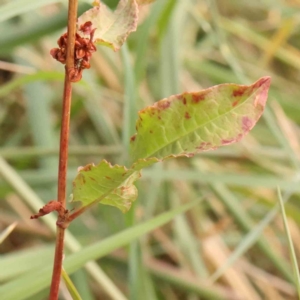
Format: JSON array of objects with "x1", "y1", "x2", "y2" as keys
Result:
[{"x1": 49, "y1": 0, "x2": 78, "y2": 299}]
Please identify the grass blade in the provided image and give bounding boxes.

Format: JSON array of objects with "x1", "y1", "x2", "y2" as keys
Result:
[
  {"x1": 277, "y1": 187, "x2": 300, "y2": 298},
  {"x1": 62, "y1": 267, "x2": 83, "y2": 300},
  {"x1": 0, "y1": 222, "x2": 17, "y2": 244},
  {"x1": 0, "y1": 0, "x2": 61, "y2": 23},
  {"x1": 209, "y1": 187, "x2": 297, "y2": 283}
]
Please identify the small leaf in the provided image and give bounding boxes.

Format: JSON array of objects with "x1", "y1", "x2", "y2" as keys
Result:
[
  {"x1": 77, "y1": 0, "x2": 138, "y2": 51},
  {"x1": 71, "y1": 158, "x2": 158, "y2": 212},
  {"x1": 130, "y1": 77, "x2": 271, "y2": 161}
]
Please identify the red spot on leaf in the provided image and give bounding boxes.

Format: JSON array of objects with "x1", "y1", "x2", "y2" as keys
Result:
[
  {"x1": 105, "y1": 176, "x2": 111, "y2": 180},
  {"x1": 183, "y1": 98, "x2": 187, "y2": 105},
  {"x1": 130, "y1": 135, "x2": 136, "y2": 142},
  {"x1": 78, "y1": 174, "x2": 85, "y2": 185},
  {"x1": 232, "y1": 100, "x2": 239, "y2": 107},
  {"x1": 139, "y1": 108, "x2": 147, "y2": 114},
  {"x1": 150, "y1": 130, "x2": 153, "y2": 133},
  {"x1": 157, "y1": 100, "x2": 171, "y2": 110},
  {"x1": 232, "y1": 87, "x2": 246, "y2": 97},
  {"x1": 185, "y1": 112, "x2": 191, "y2": 119},
  {"x1": 242, "y1": 116, "x2": 253, "y2": 132},
  {"x1": 192, "y1": 92, "x2": 207, "y2": 103}
]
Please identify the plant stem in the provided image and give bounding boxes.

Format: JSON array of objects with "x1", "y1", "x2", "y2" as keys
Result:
[{"x1": 49, "y1": 0, "x2": 78, "y2": 299}]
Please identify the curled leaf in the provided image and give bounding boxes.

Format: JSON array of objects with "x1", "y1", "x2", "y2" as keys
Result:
[
  {"x1": 130, "y1": 77, "x2": 271, "y2": 161},
  {"x1": 77, "y1": 0, "x2": 138, "y2": 51}
]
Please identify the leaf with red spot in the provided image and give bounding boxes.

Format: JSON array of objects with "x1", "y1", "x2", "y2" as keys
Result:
[
  {"x1": 77, "y1": 0, "x2": 138, "y2": 51},
  {"x1": 130, "y1": 77, "x2": 271, "y2": 161},
  {"x1": 71, "y1": 158, "x2": 158, "y2": 212}
]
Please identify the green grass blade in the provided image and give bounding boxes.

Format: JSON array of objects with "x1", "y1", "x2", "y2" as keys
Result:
[
  {"x1": 62, "y1": 267, "x2": 83, "y2": 300},
  {"x1": 81, "y1": 72, "x2": 120, "y2": 144},
  {"x1": 277, "y1": 187, "x2": 300, "y2": 298},
  {"x1": 0, "y1": 4, "x2": 89, "y2": 54},
  {"x1": 121, "y1": 43, "x2": 137, "y2": 153},
  {"x1": 142, "y1": 169, "x2": 300, "y2": 192},
  {"x1": 121, "y1": 41, "x2": 141, "y2": 299},
  {"x1": 0, "y1": 72, "x2": 64, "y2": 98},
  {"x1": 0, "y1": 0, "x2": 61, "y2": 22},
  {"x1": 70, "y1": 270, "x2": 95, "y2": 300},
  {"x1": 21, "y1": 77, "x2": 57, "y2": 171},
  {"x1": 0, "y1": 246, "x2": 53, "y2": 281},
  {"x1": 134, "y1": 0, "x2": 166, "y2": 82}
]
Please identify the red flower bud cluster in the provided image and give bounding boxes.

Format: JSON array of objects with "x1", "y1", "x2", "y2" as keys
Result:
[{"x1": 50, "y1": 21, "x2": 97, "y2": 82}]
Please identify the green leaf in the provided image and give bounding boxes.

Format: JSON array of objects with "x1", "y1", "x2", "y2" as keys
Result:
[
  {"x1": 77, "y1": 0, "x2": 138, "y2": 51},
  {"x1": 71, "y1": 158, "x2": 158, "y2": 212},
  {"x1": 130, "y1": 77, "x2": 271, "y2": 161}
]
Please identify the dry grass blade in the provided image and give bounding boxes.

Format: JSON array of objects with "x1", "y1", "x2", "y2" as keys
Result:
[{"x1": 0, "y1": 222, "x2": 17, "y2": 244}]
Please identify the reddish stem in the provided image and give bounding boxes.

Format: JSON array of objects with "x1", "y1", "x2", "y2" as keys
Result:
[
  {"x1": 49, "y1": 227, "x2": 65, "y2": 299},
  {"x1": 49, "y1": 0, "x2": 78, "y2": 299}
]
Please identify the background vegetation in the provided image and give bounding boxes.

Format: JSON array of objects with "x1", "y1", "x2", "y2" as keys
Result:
[{"x1": 0, "y1": 0, "x2": 300, "y2": 299}]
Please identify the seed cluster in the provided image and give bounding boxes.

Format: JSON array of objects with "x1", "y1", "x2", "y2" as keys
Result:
[{"x1": 50, "y1": 21, "x2": 97, "y2": 82}]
